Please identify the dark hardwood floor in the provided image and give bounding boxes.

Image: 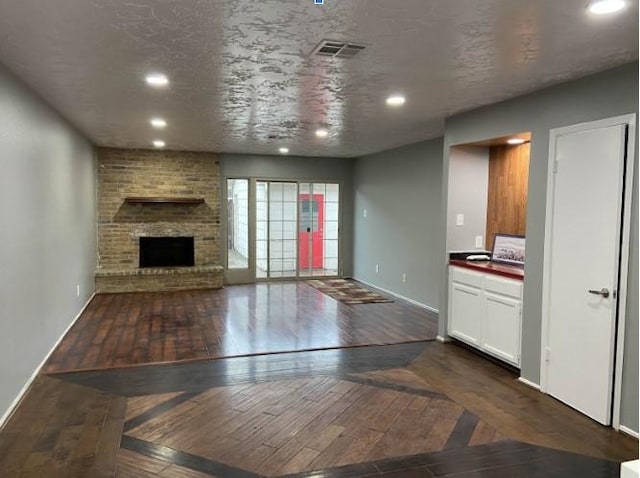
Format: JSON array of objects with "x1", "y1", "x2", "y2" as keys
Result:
[
  {"x1": 0, "y1": 284, "x2": 636, "y2": 477},
  {"x1": 44, "y1": 281, "x2": 437, "y2": 373},
  {"x1": 0, "y1": 375, "x2": 124, "y2": 478},
  {"x1": 409, "y1": 341, "x2": 638, "y2": 463}
]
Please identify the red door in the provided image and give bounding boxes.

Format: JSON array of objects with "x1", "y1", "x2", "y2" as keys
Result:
[{"x1": 299, "y1": 194, "x2": 324, "y2": 270}]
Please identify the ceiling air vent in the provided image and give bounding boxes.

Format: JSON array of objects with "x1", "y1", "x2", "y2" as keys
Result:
[{"x1": 311, "y1": 40, "x2": 366, "y2": 59}]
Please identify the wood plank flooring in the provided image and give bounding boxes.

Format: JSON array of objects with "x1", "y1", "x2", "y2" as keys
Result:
[
  {"x1": 117, "y1": 448, "x2": 219, "y2": 478},
  {"x1": 54, "y1": 342, "x2": 430, "y2": 397},
  {"x1": 409, "y1": 341, "x2": 638, "y2": 462},
  {"x1": 0, "y1": 342, "x2": 635, "y2": 477},
  {"x1": 278, "y1": 440, "x2": 622, "y2": 478},
  {"x1": 0, "y1": 375, "x2": 125, "y2": 478},
  {"x1": 1, "y1": 279, "x2": 637, "y2": 478},
  {"x1": 122, "y1": 375, "x2": 504, "y2": 476},
  {"x1": 44, "y1": 281, "x2": 437, "y2": 373}
]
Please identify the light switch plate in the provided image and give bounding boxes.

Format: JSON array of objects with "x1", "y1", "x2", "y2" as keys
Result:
[
  {"x1": 475, "y1": 236, "x2": 483, "y2": 248},
  {"x1": 456, "y1": 214, "x2": 464, "y2": 226}
]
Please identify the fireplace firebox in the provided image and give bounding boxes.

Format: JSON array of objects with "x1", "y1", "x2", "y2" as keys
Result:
[{"x1": 139, "y1": 237, "x2": 195, "y2": 268}]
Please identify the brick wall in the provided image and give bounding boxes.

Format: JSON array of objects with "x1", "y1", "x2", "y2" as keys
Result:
[{"x1": 96, "y1": 148, "x2": 222, "y2": 291}]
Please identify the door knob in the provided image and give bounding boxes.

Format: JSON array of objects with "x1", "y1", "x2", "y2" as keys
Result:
[{"x1": 588, "y1": 288, "x2": 610, "y2": 298}]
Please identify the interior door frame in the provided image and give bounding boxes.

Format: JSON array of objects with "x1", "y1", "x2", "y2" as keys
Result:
[{"x1": 540, "y1": 114, "x2": 636, "y2": 430}]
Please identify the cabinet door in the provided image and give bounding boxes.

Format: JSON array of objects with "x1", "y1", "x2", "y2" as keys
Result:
[
  {"x1": 449, "y1": 282, "x2": 483, "y2": 346},
  {"x1": 482, "y1": 292, "x2": 521, "y2": 366}
]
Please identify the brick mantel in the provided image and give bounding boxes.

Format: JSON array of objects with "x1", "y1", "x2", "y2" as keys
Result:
[{"x1": 95, "y1": 148, "x2": 223, "y2": 292}]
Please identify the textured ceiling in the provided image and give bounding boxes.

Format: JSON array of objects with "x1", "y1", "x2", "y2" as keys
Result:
[{"x1": 0, "y1": 0, "x2": 637, "y2": 158}]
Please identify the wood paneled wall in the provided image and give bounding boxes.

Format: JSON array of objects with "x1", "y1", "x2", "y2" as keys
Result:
[{"x1": 486, "y1": 143, "x2": 530, "y2": 250}]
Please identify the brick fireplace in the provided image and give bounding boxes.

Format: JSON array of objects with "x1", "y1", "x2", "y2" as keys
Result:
[{"x1": 95, "y1": 148, "x2": 223, "y2": 293}]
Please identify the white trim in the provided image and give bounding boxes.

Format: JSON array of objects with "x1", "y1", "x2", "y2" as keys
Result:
[
  {"x1": 540, "y1": 114, "x2": 635, "y2": 429},
  {"x1": 353, "y1": 277, "x2": 439, "y2": 315},
  {"x1": 0, "y1": 293, "x2": 95, "y2": 429},
  {"x1": 619, "y1": 426, "x2": 640, "y2": 439},
  {"x1": 436, "y1": 335, "x2": 451, "y2": 343},
  {"x1": 518, "y1": 377, "x2": 541, "y2": 391},
  {"x1": 540, "y1": 118, "x2": 556, "y2": 392}
]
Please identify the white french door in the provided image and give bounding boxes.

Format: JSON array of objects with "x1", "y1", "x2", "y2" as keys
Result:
[
  {"x1": 224, "y1": 178, "x2": 253, "y2": 284},
  {"x1": 225, "y1": 179, "x2": 340, "y2": 283},
  {"x1": 256, "y1": 181, "x2": 298, "y2": 279},
  {"x1": 298, "y1": 183, "x2": 340, "y2": 278}
]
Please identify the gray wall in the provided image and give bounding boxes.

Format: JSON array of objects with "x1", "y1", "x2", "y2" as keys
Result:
[
  {"x1": 0, "y1": 64, "x2": 96, "y2": 421},
  {"x1": 353, "y1": 138, "x2": 443, "y2": 311},
  {"x1": 440, "y1": 62, "x2": 638, "y2": 432},
  {"x1": 221, "y1": 154, "x2": 355, "y2": 276},
  {"x1": 447, "y1": 146, "x2": 489, "y2": 252}
]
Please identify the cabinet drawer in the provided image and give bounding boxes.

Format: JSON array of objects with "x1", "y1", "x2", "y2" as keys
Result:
[
  {"x1": 485, "y1": 275, "x2": 522, "y2": 299},
  {"x1": 450, "y1": 266, "x2": 484, "y2": 289}
]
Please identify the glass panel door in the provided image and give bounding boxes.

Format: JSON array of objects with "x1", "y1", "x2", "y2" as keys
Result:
[
  {"x1": 299, "y1": 183, "x2": 340, "y2": 277},
  {"x1": 256, "y1": 181, "x2": 298, "y2": 279},
  {"x1": 239, "y1": 180, "x2": 340, "y2": 282},
  {"x1": 227, "y1": 179, "x2": 249, "y2": 269},
  {"x1": 323, "y1": 183, "x2": 340, "y2": 276},
  {"x1": 225, "y1": 178, "x2": 254, "y2": 284},
  {"x1": 256, "y1": 181, "x2": 269, "y2": 279}
]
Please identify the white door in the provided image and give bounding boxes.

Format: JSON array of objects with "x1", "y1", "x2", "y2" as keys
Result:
[{"x1": 544, "y1": 120, "x2": 630, "y2": 425}]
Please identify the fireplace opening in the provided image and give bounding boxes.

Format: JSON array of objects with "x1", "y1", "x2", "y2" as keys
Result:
[{"x1": 139, "y1": 237, "x2": 195, "y2": 268}]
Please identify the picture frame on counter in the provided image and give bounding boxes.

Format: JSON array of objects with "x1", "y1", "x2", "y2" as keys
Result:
[{"x1": 491, "y1": 233, "x2": 525, "y2": 266}]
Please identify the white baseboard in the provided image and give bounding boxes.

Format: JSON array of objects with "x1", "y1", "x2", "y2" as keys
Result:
[
  {"x1": 352, "y1": 277, "x2": 439, "y2": 316},
  {"x1": 0, "y1": 292, "x2": 96, "y2": 429},
  {"x1": 518, "y1": 377, "x2": 541, "y2": 391},
  {"x1": 620, "y1": 425, "x2": 640, "y2": 439},
  {"x1": 436, "y1": 335, "x2": 452, "y2": 343}
]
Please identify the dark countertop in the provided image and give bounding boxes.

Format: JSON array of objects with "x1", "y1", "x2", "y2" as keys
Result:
[{"x1": 449, "y1": 259, "x2": 524, "y2": 281}]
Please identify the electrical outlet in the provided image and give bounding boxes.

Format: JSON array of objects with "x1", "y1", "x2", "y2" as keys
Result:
[
  {"x1": 375, "y1": 264, "x2": 380, "y2": 273},
  {"x1": 363, "y1": 209, "x2": 368, "y2": 218},
  {"x1": 456, "y1": 214, "x2": 464, "y2": 226},
  {"x1": 402, "y1": 273, "x2": 407, "y2": 283},
  {"x1": 76, "y1": 284, "x2": 80, "y2": 297},
  {"x1": 475, "y1": 235, "x2": 483, "y2": 248}
]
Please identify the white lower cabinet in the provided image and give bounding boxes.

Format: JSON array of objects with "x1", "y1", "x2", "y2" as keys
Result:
[
  {"x1": 449, "y1": 282, "x2": 484, "y2": 346},
  {"x1": 448, "y1": 266, "x2": 522, "y2": 367},
  {"x1": 483, "y1": 292, "x2": 521, "y2": 365}
]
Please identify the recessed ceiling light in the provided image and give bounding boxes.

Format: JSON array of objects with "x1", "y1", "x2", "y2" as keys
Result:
[
  {"x1": 386, "y1": 95, "x2": 406, "y2": 107},
  {"x1": 315, "y1": 128, "x2": 329, "y2": 138},
  {"x1": 145, "y1": 73, "x2": 169, "y2": 87},
  {"x1": 150, "y1": 118, "x2": 167, "y2": 128},
  {"x1": 507, "y1": 138, "x2": 526, "y2": 145},
  {"x1": 588, "y1": 0, "x2": 626, "y2": 14},
  {"x1": 152, "y1": 140, "x2": 166, "y2": 148},
  {"x1": 279, "y1": 147, "x2": 289, "y2": 154}
]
